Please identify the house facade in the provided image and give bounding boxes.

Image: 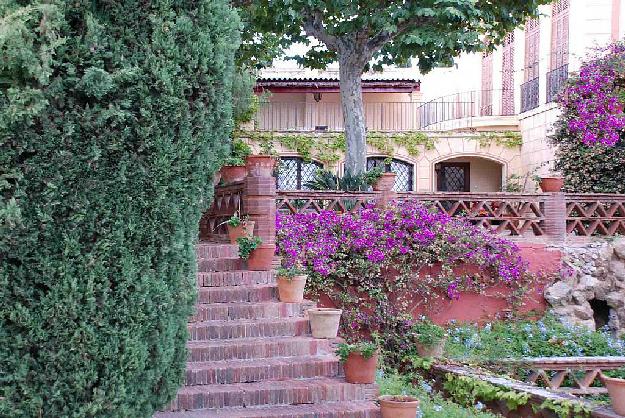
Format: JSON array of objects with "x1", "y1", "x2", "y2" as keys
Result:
[{"x1": 241, "y1": 0, "x2": 625, "y2": 193}]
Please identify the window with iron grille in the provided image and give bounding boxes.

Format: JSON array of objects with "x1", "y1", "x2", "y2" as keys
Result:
[
  {"x1": 277, "y1": 157, "x2": 323, "y2": 190},
  {"x1": 502, "y1": 33, "x2": 515, "y2": 116},
  {"x1": 367, "y1": 157, "x2": 414, "y2": 192}
]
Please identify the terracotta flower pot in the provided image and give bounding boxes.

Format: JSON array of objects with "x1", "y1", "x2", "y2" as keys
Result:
[
  {"x1": 600, "y1": 374, "x2": 625, "y2": 415},
  {"x1": 373, "y1": 172, "x2": 396, "y2": 191},
  {"x1": 220, "y1": 165, "x2": 247, "y2": 183},
  {"x1": 379, "y1": 395, "x2": 420, "y2": 418},
  {"x1": 343, "y1": 351, "x2": 378, "y2": 384},
  {"x1": 246, "y1": 245, "x2": 274, "y2": 271},
  {"x1": 227, "y1": 221, "x2": 255, "y2": 245},
  {"x1": 539, "y1": 177, "x2": 564, "y2": 192},
  {"x1": 415, "y1": 336, "x2": 447, "y2": 358},
  {"x1": 308, "y1": 308, "x2": 342, "y2": 338},
  {"x1": 246, "y1": 155, "x2": 276, "y2": 178},
  {"x1": 277, "y1": 275, "x2": 307, "y2": 303}
]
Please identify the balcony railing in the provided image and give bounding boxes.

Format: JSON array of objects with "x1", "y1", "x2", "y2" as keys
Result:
[
  {"x1": 253, "y1": 90, "x2": 516, "y2": 132},
  {"x1": 546, "y1": 64, "x2": 569, "y2": 103},
  {"x1": 520, "y1": 78, "x2": 540, "y2": 113}
]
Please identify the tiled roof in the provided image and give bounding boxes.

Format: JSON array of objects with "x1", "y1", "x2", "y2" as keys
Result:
[{"x1": 258, "y1": 67, "x2": 419, "y2": 82}]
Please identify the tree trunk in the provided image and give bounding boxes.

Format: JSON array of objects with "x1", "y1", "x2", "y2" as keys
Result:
[{"x1": 338, "y1": 56, "x2": 367, "y2": 175}]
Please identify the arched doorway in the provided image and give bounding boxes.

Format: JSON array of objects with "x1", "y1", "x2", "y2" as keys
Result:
[{"x1": 434, "y1": 156, "x2": 504, "y2": 192}]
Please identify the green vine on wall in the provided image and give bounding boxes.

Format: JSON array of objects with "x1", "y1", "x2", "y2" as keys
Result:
[
  {"x1": 475, "y1": 131, "x2": 523, "y2": 148},
  {"x1": 237, "y1": 130, "x2": 522, "y2": 165}
]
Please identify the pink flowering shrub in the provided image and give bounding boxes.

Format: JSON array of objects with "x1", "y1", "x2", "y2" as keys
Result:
[
  {"x1": 276, "y1": 201, "x2": 532, "y2": 364},
  {"x1": 561, "y1": 43, "x2": 625, "y2": 146},
  {"x1": 552, "y1": 41, "x2": 625, "y2": 193}
]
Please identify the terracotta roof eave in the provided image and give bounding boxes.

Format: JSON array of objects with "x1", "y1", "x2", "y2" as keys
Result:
[{"x1": 256, "y1": 80, "x2": 421, "y2": 89}]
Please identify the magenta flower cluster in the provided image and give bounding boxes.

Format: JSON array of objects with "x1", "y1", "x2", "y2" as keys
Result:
[
  {"x1": 276, "y1": 200, "x2": 525, "y2": 299},
  {"x1": 562, "y1": 42, "x2": 625, "y2": 146}
]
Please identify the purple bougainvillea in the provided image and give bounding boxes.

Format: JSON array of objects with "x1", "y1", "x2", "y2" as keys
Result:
[
  {"x1": 562, "y1": 43, "x2": 625, "y2": 147},
  {"x1": 276, "y1": 200, "x2": 526, "y2": 298}
]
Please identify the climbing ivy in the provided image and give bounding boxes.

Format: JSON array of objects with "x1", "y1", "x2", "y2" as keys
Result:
[
  {"x1": 443, "y1": 374, "x2": 530, "y2": 412},
  {"x1": 366, "y1": 132, "x2": 435, "y2": 157},
  {"x1": 238, "y1": 131, "x2": 521, "y2": 165},
  {"x1": 475, "y1": 131, "x2": 523, "y2": 148}
]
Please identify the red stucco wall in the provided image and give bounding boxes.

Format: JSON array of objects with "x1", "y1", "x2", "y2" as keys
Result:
[{"x1": 317, "y1": 243, "x2": 561, "y2": 325}]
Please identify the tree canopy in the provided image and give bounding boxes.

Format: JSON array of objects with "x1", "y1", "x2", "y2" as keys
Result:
[{"x1": 239, "y1": 1, "x2": 550, "y2": 173}]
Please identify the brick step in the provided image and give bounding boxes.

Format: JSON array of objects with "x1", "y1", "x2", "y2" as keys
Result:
[
  {"x1": 197, "y1": 257, "x2": 245, "y2": 273},
  {"x1": 188, "y1": 318, "x2": 310, "y2": 341},
  {"x1": 197, "y1": 270, "x2": 275, "y2": 287},
  {"x1": 185, "y1": 355, "x2": 340, "y2": 385},
  {"x1": 196, "y1": 243, "x2": 238, "y2": 260},
  {"x1": 155, "y1": 401, "x2": 380, "y2": 418},
  {"x1": 191, "y1": 301, "x2": 316, "y2": 322},
  {"x1": 197, "y1": 285, "x2": 278, "y2": 304},
  {"x1": 167, "y1": 377, "x2": 378, "y2": 411},
  {"x1": 187, "y1": 336, "x2": 333, "y2": 362}
]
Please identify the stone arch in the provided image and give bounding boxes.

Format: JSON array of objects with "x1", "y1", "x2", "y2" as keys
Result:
[{"x1": 414, "y1": 135, "x2": 521, "y2": 192}]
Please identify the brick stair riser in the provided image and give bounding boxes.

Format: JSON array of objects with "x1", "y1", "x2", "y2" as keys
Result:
[
  {"x1": 198, "y1": 286, "x2": 278, "y2": 304},
  {"x1": 196, "y1": 245, "x2": 238, "y2": 260},
  {"x1": 157, "y1": 403, "x2": 381, "y2": 418},
  {"x1": 197, "y1": 271, "x2": 274, "y2": 287},
  {"x1": 188, "y1": 319, "x2": 310, "y2": 341},
  {"x1": 198, "y1": 258, "x2": 245, "y2": 272},
  {"x1": 169, "y1": 381, "x2": 376, "y2": 411},
  {"x1": 185, "y1": 359, "x2": 340, "y2": 385},
  {"x1": 190, "y1": 302, "x2": 313, "y2": 322},
  {"x1": 188, "y1": 339, "x2": 332, "y2": 362}
]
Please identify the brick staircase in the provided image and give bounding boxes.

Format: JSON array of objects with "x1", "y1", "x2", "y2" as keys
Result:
[{"x1": 154, "y1": 242, "x2": 380, "y2": 418}]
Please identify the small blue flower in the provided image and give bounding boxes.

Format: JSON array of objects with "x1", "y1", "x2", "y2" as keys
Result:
[
  {"x1": 475, "y1": 401, "x2": 485, "y2": 411},
  {"x1": 433, "y1": 405, "x2": 443, "y2": 412},
  {"x1": 420, "y1": 381, "x2": 433, "y2": 393}
]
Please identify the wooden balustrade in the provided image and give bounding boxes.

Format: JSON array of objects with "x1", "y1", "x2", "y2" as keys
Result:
[
  {"x1": 498, "y1": 357, "x2": 625, "y2": 395},
  {"x1": 201, "y1": 174, "x2": 625, "y2": 242},
  {"x1": 566, "y1": 194, "x2": 625, "y2": 237},
  {"x1": 199, "y1": 181, "x2": 245, "y2": 241}
]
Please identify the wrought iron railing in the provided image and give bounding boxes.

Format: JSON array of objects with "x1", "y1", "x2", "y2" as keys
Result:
[
  {"x1": 520, "y1": 78, "x2": 540, "y2": 113},
  {"x1": 546, "y1": 64, "x2": 569, "y2": 103}
]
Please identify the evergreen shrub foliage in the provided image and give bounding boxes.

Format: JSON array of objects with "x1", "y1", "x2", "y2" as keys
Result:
[{"x1": 0, "y1": 1, "x2": 239, "y2": 416}]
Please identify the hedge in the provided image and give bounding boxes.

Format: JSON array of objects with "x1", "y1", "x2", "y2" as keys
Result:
[{"x1": 0, "y1": 1, "x2": 238, "y2": 416}]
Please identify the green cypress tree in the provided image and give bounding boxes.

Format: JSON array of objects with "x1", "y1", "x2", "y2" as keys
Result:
[{"x1": 0, "y1": 1, "x2": 239, "y2": 416}]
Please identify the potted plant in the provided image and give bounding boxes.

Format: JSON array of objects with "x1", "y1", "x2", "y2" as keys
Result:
[
  {"x1": 276, "y1": 265, "x2": 307, "y2": 303},
  {"x1": 538, "y1": 176, "x2": 564, "y2": 192},
  {"x1": 378, "y1": 395, "x2": 420, "y2": 418},
  {"x1": 336, "y1": 341, "x2": 379, "y2": 384},
  {"x1": 412, "y1": 319, "x2": 447, "y2": 358},
  {"x1": 236, "y1": 236, "x2": 273, "y2": 271},
  {"x1": 224, "y1": 213, "x2": 255, "y2": 244},
  {"x1": 370, "y1": 168, "x2": 396, "y2": 192},
  {"x1": 600, "y1": 373, "x2": 625, "y2": 415},
  {"x1": 220, "y1": 139, "x2": 252, "y2": 183},
  {"x1": 246, "y1": 154, "x2": 277, "y2": 178},
  {"x1": 308, "y1": 308, "x2": 342, "y2": 338}
]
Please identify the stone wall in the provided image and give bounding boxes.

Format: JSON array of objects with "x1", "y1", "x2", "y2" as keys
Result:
[{"x1": 545, "y1": 239, "x2": 625, "y2": 336}]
